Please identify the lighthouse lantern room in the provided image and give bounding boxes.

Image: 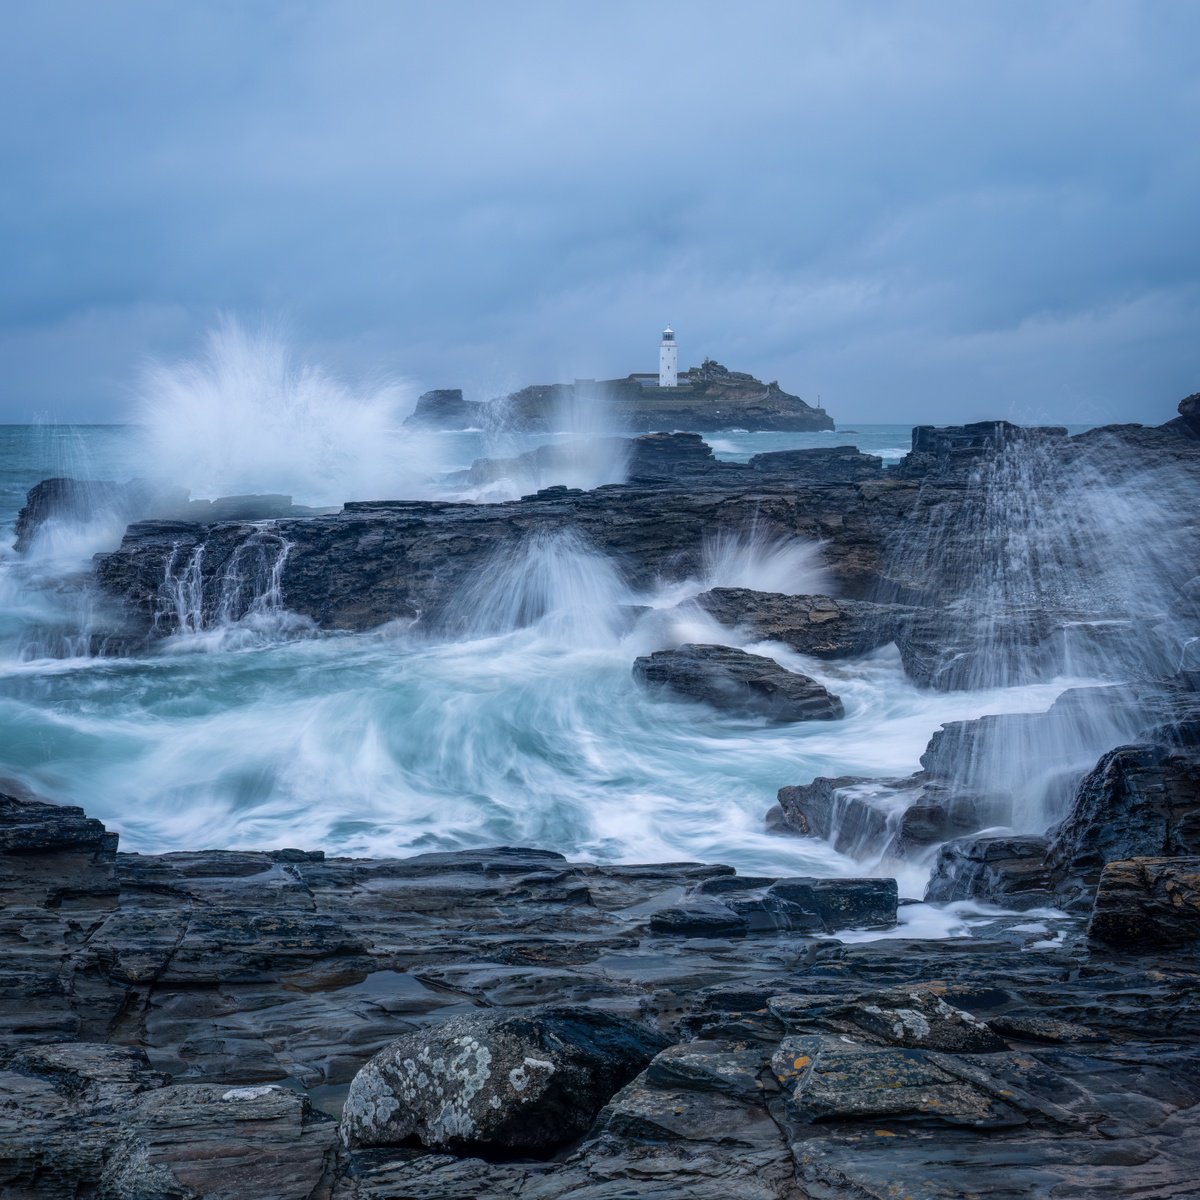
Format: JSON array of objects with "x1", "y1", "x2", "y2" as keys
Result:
[{"x1": 658, "y1": 326, "x2": 678, "y2": 388}]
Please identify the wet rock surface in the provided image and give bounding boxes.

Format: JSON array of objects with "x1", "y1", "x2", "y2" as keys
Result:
[
  {"x1": 341, "y1": 1007, "x2": 667, "y2": 1153},
  {"x1": 1088, "y1": 856, "x2": 1200, "y2": 946},
  {"x1": 633, "y1": 643, "x2": 845, "y2": 722},
  {"x1": 3, "y1": 790, "x2": 1200, "y2": 1197},
  {"x1": 690, "y1": 588, "x2": 903, "y2": 659}
]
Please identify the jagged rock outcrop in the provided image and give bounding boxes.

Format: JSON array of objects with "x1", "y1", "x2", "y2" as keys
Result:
[
  {"x1": 92, "y1": 466, "x2": 921, "y2": 638},
  {"x1": 13, "y1": 478, "x2": 334, "y2": 555},
  {"x1": 632, "y1": 644, "x2": 845, "y2": 722},
  {"x1": 924, "y1": 835, "x2": 1057, "y2": 909},
  {"x1": 403, "y1": 388, "x2": 486, "y2": 429},
  {"x1": 1046, "y1": 739, "x2": 1200, "y2": 901},
  {"x1": 1161, "y1": 390, "x2": 1200, "y2": 440}
]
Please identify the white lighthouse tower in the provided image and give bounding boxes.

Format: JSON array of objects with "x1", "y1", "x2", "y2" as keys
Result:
[{"x1": 658, "y1": 326, "x2": 678, "y2": 388}]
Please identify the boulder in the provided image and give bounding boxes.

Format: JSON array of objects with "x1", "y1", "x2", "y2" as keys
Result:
[
  {"x1": 1088, "y1": 857, "x2": 1200, "y2": 947},
  {"x1": 632, "y1": 644, "x2": 844, "y2": 722},
  {"x1": 340, "y1": 1007, "x2": 667, "y2": 1154}
]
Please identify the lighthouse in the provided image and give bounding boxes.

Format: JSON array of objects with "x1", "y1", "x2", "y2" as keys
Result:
[{"x1": 658, "y1": 326, "x2": 678, "y2": 388}]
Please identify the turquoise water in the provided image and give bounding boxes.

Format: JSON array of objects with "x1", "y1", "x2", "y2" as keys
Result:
[{"x1": 0, "y1": 421, "x2": 1087, "y2": 896}]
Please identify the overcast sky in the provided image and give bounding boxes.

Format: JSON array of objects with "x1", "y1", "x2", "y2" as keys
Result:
[{"x1": 1, "y1": 1, "x2": 1197, "y2": 425}]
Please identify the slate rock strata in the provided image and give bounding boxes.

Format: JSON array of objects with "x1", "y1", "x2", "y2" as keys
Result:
[
  {"x1": 3, "y1": 788, "x2": 1200, "y2": 1197},
  {"x1": 690, "y1": 587, "x2": 906, "y2": 659},
  {"x1": 82, "y1": 404, "x2": 1200, "y2": 688},
  {"x1": 1087, "y1": 856, "x2": 1200, "y2": 946},
  {"x1": 770, "y1": 675, "x2": 1200, "y2": 890},
  {"x1": 632, "y1": 643, "x2": 845, "y2": 722}
]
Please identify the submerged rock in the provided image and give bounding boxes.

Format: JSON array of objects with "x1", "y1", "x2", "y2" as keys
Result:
[
  {"x1": 340, "y1": 1007, "x2": 667, "y2": 1154},
  {"x1": 632, "y1": 644, "x2": 844, "y2": 722}
]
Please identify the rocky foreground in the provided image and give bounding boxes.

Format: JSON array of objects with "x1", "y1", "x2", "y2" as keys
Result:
[{"x1": 3, "y1": 769, "x2": 1200, "y2": 1200}]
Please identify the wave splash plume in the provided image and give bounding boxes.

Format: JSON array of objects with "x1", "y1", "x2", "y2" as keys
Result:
[{"x1": 131, "y1": 321, "x2": 439, "y2": 506}]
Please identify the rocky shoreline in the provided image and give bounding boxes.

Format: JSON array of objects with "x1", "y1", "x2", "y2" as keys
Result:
[
  {"x1": 3, "y1": 764, "x2": 1199, "y2": 1198},
  {"x1": 3, "y1": 396, "x2": 1199, "y2": 1196}
]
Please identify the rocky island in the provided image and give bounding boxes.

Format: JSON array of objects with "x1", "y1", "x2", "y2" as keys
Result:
[
  {"x1": 404, "y1": 357, "x2": 835, "y2": 433},
  {"x1": 2, "y1": 394, "x2": 1199, "y2": 1198}
]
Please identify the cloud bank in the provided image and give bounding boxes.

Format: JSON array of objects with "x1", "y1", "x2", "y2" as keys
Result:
[{"x1": 1, "y1": 1, "x2": 1197, "y2": 423}]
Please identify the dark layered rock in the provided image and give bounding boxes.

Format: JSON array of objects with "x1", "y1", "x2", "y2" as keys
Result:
[
  {"x1": 892, "y1": 421, "x2": 1068, "y2": 480},
  {"x1": 649, "y1": 899, "x2": 751, "y2": 938},
  {"x1": 13, "y1": 478, "x2": 188, "y2": 553},
  {"x1": 767, "y1": 986, "x2": 1006, "y2": 1052},
  {"x1": 4, "y1": 791, "x2": 1200, "y2": 1198},
  {"x1": 924, "y1": 835, "x2": 1056, "y2": 909},
  {"x1": 1160, "y1": 391, "x2": 1200, "y2": 440},
  {"x1": 0, "y1": 1043, "x2": 339, "y2": 1200},
  {"x1": 451, "y1": 431, "x2": 718, "y2": 493},
  {"x1": 767, "y1": 876, "x2": 897, "y2": 930},
  {"x1": 1046, "y1": 740, "x2": 1200, "y2": 900},
  {"x1": 13, "y1": 478, "x2": 334, "y2": 556},
  {"x1": 747, "y1": 444, "x2": 883, "y2": 480},
  {"x1": 93, "y1": 469, "x2": 923, "y2": 636},
  {"x1": 341, "y1": 1007, "x2": 666, "y2": 1153},
  {"x1": 632, "y1": 643, "x2": 844, "y2": 722},
  {"x1": 691, "y1": 588, "x2": 903, "y2": 659},
  {"x1": 1088, "y1": 857, "x2": 1200, "y2": 947}
]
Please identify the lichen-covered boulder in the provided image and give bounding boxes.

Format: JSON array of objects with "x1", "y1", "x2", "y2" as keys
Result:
[{"x1": 339, "y1": 1006, "x2": 668, "y2": 1153}]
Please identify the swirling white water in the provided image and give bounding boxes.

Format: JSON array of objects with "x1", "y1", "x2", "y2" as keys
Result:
[{"x1": 0, "y1": 332, "x2": 1141, "y2": 911}]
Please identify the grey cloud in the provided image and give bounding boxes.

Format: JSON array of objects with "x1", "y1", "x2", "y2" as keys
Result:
[{"x1": 0, "y1": 1, "x2": 1197, "y2": 423}]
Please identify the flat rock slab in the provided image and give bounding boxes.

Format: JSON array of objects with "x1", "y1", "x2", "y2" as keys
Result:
[{"x1": 632, "y1": 643, "x2": 844, "y2": 722}]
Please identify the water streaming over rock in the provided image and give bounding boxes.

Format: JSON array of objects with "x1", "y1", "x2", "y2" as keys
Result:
[{"x1": 2, "y1": 408, "x2": 1190, "y2": 894}]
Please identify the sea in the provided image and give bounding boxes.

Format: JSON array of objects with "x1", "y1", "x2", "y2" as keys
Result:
[{"x1": 0, "y1": 403, "x2": 1104, "y2": 950}]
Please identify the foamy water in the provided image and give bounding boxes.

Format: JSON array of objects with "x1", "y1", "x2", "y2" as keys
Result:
[{"x1": 0, "y1": 333, "x2": 1165, "y2": 911}]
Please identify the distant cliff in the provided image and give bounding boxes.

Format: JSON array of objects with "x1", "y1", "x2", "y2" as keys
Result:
[{"x1": 404, "y1": 359, "x2": 834, "y2": 432}]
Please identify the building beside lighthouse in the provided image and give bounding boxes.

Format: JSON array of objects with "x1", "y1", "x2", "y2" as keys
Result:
[{"x1": 658, "y1": 326, "x2": 678, "y2": 387}]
